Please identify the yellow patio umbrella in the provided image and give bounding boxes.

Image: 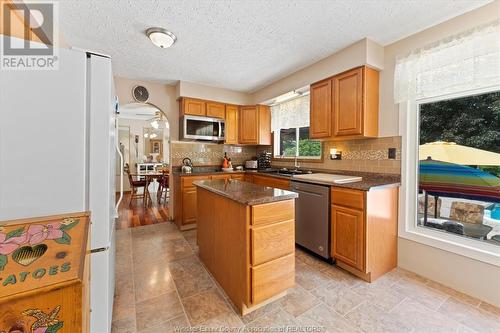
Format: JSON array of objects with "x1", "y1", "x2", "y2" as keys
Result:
[{"x1": 419, "y1": 141, "x2": 500, "y2": 166}]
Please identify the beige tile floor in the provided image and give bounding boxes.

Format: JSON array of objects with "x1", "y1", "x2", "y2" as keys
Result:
[{"x1": 111, "y1": 222, "x2": 500, "y2": 333}]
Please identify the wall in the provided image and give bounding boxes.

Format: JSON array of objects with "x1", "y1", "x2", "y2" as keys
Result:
[
  {"x1": 270, "y1": 136, "x2": 401, "y2": 174},
  {"x1": 177, "y1": 81, "x2": 253, "y2": 105},
  {"x1": 384, "y1": 0, "x2": 500, "y2": 306},
  {"x1": 251, "y1": 39, "x2": 386, "y2": 123},
  {"x1": 114, "y1": 77, "x2": 179, "y2": 140}
]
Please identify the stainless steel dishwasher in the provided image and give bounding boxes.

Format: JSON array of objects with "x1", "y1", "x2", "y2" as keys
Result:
[{"x1": 290, "y1": 180, "x2": 331, "y2": 259}]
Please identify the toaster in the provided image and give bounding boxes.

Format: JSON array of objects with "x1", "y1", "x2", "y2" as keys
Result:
[{"x1": 245, "y1": 160, "x2": 258, "y2": 169}]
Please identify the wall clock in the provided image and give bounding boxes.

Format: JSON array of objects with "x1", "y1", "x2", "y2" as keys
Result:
[{"x1": 132, "y1": 85, "x2": 149, "y2": 103}]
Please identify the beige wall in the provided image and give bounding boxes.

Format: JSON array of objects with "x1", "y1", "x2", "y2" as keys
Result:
[
  {"x1": 177, "y1": 81, "x2": 253, "y2": 105},
  {"x1": 385, "y1": 0, "x2": 500, "y2": 307},
  {"x1": 114, "y1": 77, "x2": 179, "y2": 140},
  {"x1": 252, "y1": 39, "x2": 384, "y2": 104}
]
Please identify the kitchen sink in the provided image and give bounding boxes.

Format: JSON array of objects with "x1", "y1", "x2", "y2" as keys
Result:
[{"x1": 259, "y1": 168, "x2": 314, "y2": 177}]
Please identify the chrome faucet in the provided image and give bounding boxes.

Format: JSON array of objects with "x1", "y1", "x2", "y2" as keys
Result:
[{"x1": 294, "y1": 156, "x2": 300, "y2": 170}]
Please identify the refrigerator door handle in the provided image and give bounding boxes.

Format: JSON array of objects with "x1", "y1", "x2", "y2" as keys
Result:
[{"x1": 114, "y1": 119, "x2": 124, "y2": 217}]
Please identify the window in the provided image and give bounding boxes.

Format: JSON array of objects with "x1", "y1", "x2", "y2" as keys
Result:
[
  {"x1": 271, "y1": 94, "x2": 321, "y2": 159},
  {"x1": 417, "y1": 90, "x2": 500, "y2": 246},
  {"x1": 395, "y1": 21, "x2": 500, "y2": 265}
]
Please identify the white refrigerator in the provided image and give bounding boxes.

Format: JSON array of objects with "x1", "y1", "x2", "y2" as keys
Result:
[{"x1": 0, "y1": 40, "x2": 119, "y2": 333}]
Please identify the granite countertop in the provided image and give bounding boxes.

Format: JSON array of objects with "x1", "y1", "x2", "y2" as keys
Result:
[
  {"x1": 289, "y1": 171, "x2": 401, "y2": 191},
  {"x1": 193, "y1": 179, "x2": 298, "y2": 205},
  {"x1": 173, "y1": 167, "x2": 400, "y2": 191}
]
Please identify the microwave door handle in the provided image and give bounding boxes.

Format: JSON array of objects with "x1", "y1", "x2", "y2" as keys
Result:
[{"x1": 218, "y1": 121, "x2": 222, "y2": 140}]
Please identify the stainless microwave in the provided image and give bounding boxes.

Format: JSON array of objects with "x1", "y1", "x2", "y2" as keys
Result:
[{"x1": 181, "y1": 115, "x2": 225, "y2": 141}]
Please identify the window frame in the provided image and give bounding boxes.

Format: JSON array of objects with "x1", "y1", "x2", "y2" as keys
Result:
[
  {"x1": 272, "y1": 127, "x2": 324, "y2": 162},
  {"x1": 399, "y1": 85, "x2": 500, "y2": 267}
]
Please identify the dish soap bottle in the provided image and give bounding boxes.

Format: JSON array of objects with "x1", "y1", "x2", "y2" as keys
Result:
[{"x1": 222, "y1": 152, "x2": 229, "y2": 169}]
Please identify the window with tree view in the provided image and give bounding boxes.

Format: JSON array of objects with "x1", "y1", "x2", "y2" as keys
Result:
[
  {"x1": 271, "y1": 94, "x2": 321, "y2": 159},
  {"x1": 418, "y1": 90, "x2": 500, "y2": 246}
]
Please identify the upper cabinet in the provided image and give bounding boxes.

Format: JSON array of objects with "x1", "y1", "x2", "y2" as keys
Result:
[
  {"x1": 180, "y1": 97, "x2": 206, "y2": 116},
  {"x1": 310, "y1": 66, "x2": 379, "y2": 140},
  {"x1": 239, "y1": 105, "x2": 271, "y2": 145},
  {"x1": 206, "y1": 101, "x2": 226, "y2": 118},
  {"x1": 178, "y1": 97, "x2": 271, "y2": 145},
  {"x1": 310, "y1": 79, "x2": 332, "y2": 139},
  {"x1": 225, "y1": 104, "x2": 239, "y2": 144}
]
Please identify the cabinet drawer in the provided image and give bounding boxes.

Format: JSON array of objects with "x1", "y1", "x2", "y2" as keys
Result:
[
  {"x1": 231, "y1": 174, "x2": 245, "y2": 180},
  {"x1": 211, "y1": 174, "x2": 231, "y2": 180},
  {"x1": 251, "y1": 254, "x2": 294, "y2": 304},
  {"x1": 251, "y1": 200, "x2": 294, "y2": 226},
  {"x1": 251, "y1": 220, "x2": 294, "y2": 266},
  {"x1": 252, "y1": 175, "x2": 290, "y2": 190},
  {"x1": 182, "y1": 176, "x2": 211, "y2": 188},
  {"x1": 331, "y1": 187, "x2": 365, "y2": 210}
]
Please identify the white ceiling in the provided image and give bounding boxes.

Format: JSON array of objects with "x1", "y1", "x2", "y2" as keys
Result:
[{"x1": 59, "y1": 0, "x2": 490, "y2": 92}]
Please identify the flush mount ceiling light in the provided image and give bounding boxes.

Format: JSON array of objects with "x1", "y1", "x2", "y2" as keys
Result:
[{"x1": 146, "y1": 27, "x2": 177, "y2": 48}]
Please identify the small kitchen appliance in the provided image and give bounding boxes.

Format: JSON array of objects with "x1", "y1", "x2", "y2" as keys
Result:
[
  {"x1": 245, "y1": 159, "x2": 258, "y2": 170},
  {"x1": 181, "y1": 157, "x2": 193, "y2": 173}
]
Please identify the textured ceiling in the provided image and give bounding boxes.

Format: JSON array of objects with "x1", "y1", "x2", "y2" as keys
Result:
[{"x1": 59, "y1": 0, "x2": 490, "y2": 92}]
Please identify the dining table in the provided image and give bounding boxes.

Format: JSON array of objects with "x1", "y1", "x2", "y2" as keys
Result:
[{"x1": 130, "y1": 171, "x2": 165, "y2": 205}]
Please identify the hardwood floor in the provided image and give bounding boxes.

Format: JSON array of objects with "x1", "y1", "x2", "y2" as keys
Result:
[{"x1": 116, "y1": 192, "x2": 170, "y2": 229}]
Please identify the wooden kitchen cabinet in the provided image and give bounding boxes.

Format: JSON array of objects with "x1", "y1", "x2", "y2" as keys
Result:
[
  {"x1": 206, "y1": 101, "x2": 225, "y2": 118},
  {"x1": 331, "y1": 205, "x2": 365, "y2": 271},
  {"x1": 174, "y1": 175, "x2": 211, "y2": 229},
  {"x1": 333, "y1": 66, "x2": 378, "y2": 138},
  {"x1": 0, "y1": 212, "x2": 90, "y2": 333},
  {"x1": 310, "y1": 79, "x2": 332, "y2": 139},
  {"x1": 225, "y1": 104, "x2": 239, "y2": 144},
  {"x1": 330, "y1": 186, "x2": 398, "y2": 282},
  {"x1": 251, "y1": 174, "x2": 290, "y2": 191},
  {"x1": 309, "y1": 66, "x2": 379, "y2": 140},
  {"x1": 180, "y1": 97, "x2": 206, "y2": 116},
  {"x1": 239, "y1": 105, "x2": 271, "y2": 145}
]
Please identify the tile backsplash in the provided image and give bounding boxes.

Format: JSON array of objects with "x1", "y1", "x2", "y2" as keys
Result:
[
  {"x1": 170, "y1": 141, "x2": 257, "y2": 166},
  {"x1": 170, "y1": 136, "x2": 401, "y2": 174},
  {"x1": 269, "y1": 136, "x2": 402, "y2": 174}
]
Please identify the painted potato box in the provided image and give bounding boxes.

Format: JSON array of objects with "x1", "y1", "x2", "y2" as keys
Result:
[{"x1": 0, "y1": 212, "x2": 90, "y2": 333}]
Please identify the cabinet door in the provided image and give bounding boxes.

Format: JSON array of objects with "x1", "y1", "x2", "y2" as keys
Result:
[
  {"x1": 239, "y1": 106, "x2": 258, "y2": 144},
  {"x1": 183, "y1": 98, "x2": 206, "y2": 116},
  {"x1": 182, "y1": 188, "x2": 198, "y2": 224},
  {"x1": 258, "y1": 105, "x2": 271, "y2": 145},
  {"x1": 310, "y1": 79, "x2": 332, "y2": 139},
  {"x1": 333, "y1": 67, "x2": 363, "y2": 136},
  {"x1": 225, "y1": 105, "x2": 239, "y2": 144},
  {"x1": 206, "y1": 102, "x2": 225, "y2": 118},
  {"x1": 331, "y1": 204, "x2": 365, "y2": 271}
]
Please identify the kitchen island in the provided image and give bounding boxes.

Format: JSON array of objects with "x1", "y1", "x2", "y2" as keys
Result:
[{"x1": 193, "y1": 179, "x2": 298, "y2": 315}]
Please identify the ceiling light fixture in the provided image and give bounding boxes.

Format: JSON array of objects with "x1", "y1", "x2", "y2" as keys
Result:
[
  {"x1": 151, "y1": 120, "x2": 159, "y2": 129},
  {"x1": 146, "y1": 27, "x2": 177, "y2": 48}
]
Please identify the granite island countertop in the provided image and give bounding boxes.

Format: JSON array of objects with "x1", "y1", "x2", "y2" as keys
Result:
[{"x1": 193, "y1": 179, "x2": 298, "y2": 205}]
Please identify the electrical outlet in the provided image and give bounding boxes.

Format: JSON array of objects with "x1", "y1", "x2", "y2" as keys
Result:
[{"x1": 388, "y1": 148, "x2": 396, "y2": 159}]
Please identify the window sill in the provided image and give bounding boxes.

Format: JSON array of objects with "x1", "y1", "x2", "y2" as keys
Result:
[{"x1": 399, "y1": 226, "x2": 500, "y2": 267}]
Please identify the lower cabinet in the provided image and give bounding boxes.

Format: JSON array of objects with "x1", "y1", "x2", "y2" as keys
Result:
[
  {"x1": 182, "y1": 187, "x2": 198, "y2": 225},
  {"x1": 331, "y1": 205, "x2": 364, "y2": 271},
  {"x1": 330, "y1": 186, "x2": 398, "y2": 282},
  {"x1": 174, "y1": 173, "x2": 246, "y2": 229},
  {"x1": 250, "y1": 174, "x2": 290, "y2": 190}
]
